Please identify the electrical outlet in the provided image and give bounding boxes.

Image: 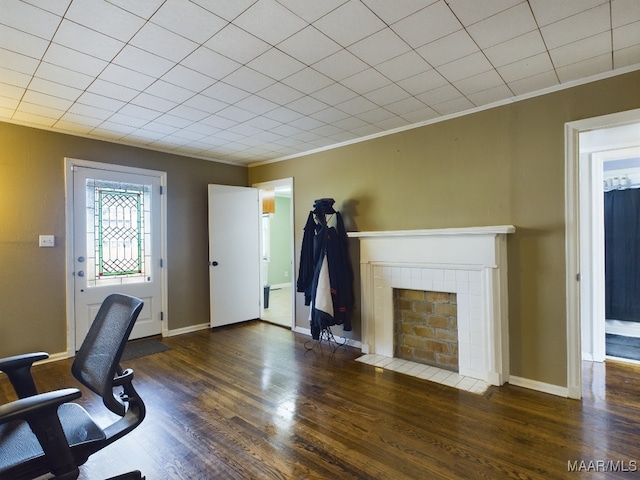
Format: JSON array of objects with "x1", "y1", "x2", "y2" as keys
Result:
[{"x1": 39, "y1": 235, "x2": 55, "y2": 247}]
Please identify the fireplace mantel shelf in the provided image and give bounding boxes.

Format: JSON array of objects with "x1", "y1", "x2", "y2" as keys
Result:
[{"x1": 348, "y1": 225, "x2": 515, "y2": 238}]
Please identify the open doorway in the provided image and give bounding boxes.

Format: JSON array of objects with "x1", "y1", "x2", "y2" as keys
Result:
[
  {"x1": 254, "y1": 178, "x2": 294, "y2": 329},
  {"x1": 565, "y1": 109, "x2": 640, "y2": 398}
]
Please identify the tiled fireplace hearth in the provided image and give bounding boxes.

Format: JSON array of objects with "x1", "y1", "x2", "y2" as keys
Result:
[{"x1": 349, "y1": 226, "x2": 515, "y2": 389}]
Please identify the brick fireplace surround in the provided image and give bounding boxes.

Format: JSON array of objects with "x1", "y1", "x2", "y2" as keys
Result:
[{"x1": 349, "y1": 226, "x2": 515, "y2": 391}]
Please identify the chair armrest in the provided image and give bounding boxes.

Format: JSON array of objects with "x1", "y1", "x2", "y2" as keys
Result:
[
  {"x1": 0, "y1": 388, "x2": 80, "y2": 424},
  {"x1": 0, "y1": 352, "x2": 49, "y2": 398},
  {"x1": 0, "y1": 388, "x2": 82, "y2": 479}
]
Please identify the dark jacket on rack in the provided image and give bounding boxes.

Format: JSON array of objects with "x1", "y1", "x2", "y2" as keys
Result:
[{"x1": 297, "y1": 208, "x2": 354, "y2": 340}]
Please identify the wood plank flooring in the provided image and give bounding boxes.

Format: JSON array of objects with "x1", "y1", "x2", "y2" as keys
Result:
[{"x1": 3, "y1": 321, "x2": 640, "y2": 479}]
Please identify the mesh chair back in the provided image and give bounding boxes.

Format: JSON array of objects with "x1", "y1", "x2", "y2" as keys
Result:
[{"x1": 71, "y1": 294, "x2": 144, "y2": 415}]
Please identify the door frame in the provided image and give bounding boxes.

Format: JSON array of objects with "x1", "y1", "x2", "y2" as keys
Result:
[
  {"x1": 565, "y1": 108, "x2": 640, "y2": 398},
  {"x1": 64, "y1": 158, "x2": 168, "y2": 357},
  {"x1": 252, "y1": 178, "x2": 295, "y2": 329}
]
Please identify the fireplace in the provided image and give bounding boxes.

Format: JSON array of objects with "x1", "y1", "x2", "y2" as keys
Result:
[{"x1": 349, "y1": 226, "x2": 515, "y2": 386}]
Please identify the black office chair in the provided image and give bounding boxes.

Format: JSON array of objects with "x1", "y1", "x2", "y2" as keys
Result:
[{"x1": 0, "y1": 293, "x2": 146, "y2": 480}]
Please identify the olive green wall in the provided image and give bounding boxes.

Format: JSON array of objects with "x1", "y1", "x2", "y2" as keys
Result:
[
  {"x1": 0, "y1": 122, "x2": 246, "y2": 358},
  {"x1": 248, "y1": 70, "x2": 640, "y2": 388}
]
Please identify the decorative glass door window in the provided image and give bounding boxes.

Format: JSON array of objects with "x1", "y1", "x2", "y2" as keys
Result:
[{"x1": 84, "y1": 179, "x2": 152, "y2": 287}]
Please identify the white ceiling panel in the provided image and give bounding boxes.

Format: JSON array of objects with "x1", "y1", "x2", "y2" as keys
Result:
[{"x1": 0, "y1": 0, "x2": 638, "y2": 166}]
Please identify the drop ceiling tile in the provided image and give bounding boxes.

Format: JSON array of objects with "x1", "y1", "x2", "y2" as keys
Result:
[
  {"x1": 416, "y1": 84, "x2": 461, "y2": 105},
  {"x1": 384, "y1": 96, "x2": 428, "y2": 116},
  {"x1": 12, "y1": 109, "x2": 58, "y2": 126},
  {"x1": 416, "y1": 30, "x2": 480, "y2": 68},
  {"x1": 130, "y1": 23, "x2": 198, "y2": 63},
  {"x1": 292, "y1": 115, "x2": 325, "y2": 130},
  {"x1": 183, "y1": 47, "x2": 242, "y2": 81},
  {"x1": 234, "y1": 0, "x2": 307, "y2": 45},
  {"x1": 400, "y1": 106, "x2": 439, "y2": 123},
  {"x1": 332, "y1": 115, "x2": 369, "y2": 130},
  {"x1": 243, "y1": 115, "x2": 283, "y2": 131},
  {"x1": 314, "y1": 0, "x2": 386, "y2": 48},
  {"x1": 278, "y1": 26, "x2": 342, "y2": 65},
  {"x1": 614, "y1": 43, "x2": 640, "y2": 68},
  {"x1": 374, "y1": 116, "x2": 409, "y2": 131},
  {"x1": 53, "y1": 118, "x2": 95, "y2": 134},
  {"x1": 131, "y1": 92, "x2": 178, "y2": 112},
  {"x1": 497, "y1": 52, "x2": 554, "y2": 83},
  {"x1": 77, "y1": 91, "x2": 126, "y2": 111},
  {"x1": 155, "y1": 113, "x2": 193, "y2": 128},
  {"x1": 467, "y1": 3, "x2": 537, "y2": 49},
  {"x1": 183, "y1": 94, "x2": 227, "y2": 114},
  {"x1": 35, "y1": 62, "x2": 93, "y2": 90},
  {"x1": 99, "y1": 64, "x2": 156, "y2": 91},
  {"x1": 351, "y1": 123, "x2": 384, "y2": 136},
  {"x1": 144, "y1": 79, "x2": 194, "y2": 103},
  {"x1": 312, "y1": 49, "x2": 368, "y2": 81},
  {"x1": 483, "y1": 31, "x2": 546, "y2": 68},
  {"x1": 0, "y1": 67, "x2": 32, "y2": 88},
  {"x1": 310, "y1": 82, "x2": 358, "y2": 104},
  {"x1": 392, "y1": 1, "x2": 462, "y2": 48},
  {"x1": 223, "y1": 66, "x2": 276, "y2": 93},
  {"x1": 206, "y1": 24, "x2": 271, "y2": 65},
  {"x1": 310, "y1": 106, "x2": 351, "y2": 123},
  {"x1": 432, "y1": 95, "x2": 474, "y2": 115},
  {"x1": 104, "y1": 113, "x2": 150, "y2": 128},
  {"x1": 341, "y1": 68, "x2": 389, "y2": 94},
  {"x1": 336, "y1": 95, "x2": 378, "y2": 115},
  {"x1": 23, "y1": 0, "x2": 72, "y2": 17},
  {"x1": 453, "y1": 69, "x2": 505, "y2": 96},
  {"x1": 247, "y1": 48, "x2": 305, "y2": 81},
  {"x1": 0, "y1": 95, "x2": 19, "y2": 110},
  {"x1": 507, "y1": 70, "x2": 558, "y2": 95},
  {"x1": 270, "y1": 123, "x2": 304, "y2": 136},
  {"x1": 60, "y1": 111, "x2": 108, "y2": 127},
  {"x1": 235, "y1": 95, "x2": 280, "y2": 115},
  {"x1": 257, "y1": 82, "x2": 305, "y2": 104},
  {"x1": 67, "y1": 102, "x2": 113, "y2": 120},
  {"x1": 549, "y1": 32, "x2": 611, "y2": 68},
  {"x1": 191, "y1": 0, "x2": 256, "y2": 22},
  {"x1": 0, "y1": 48, "x2": 40, "y2": 75},
  {"x1": 105, "y1": 0, "x2": 165, "y2": 19},
  {"x1": 529, "y1": 0, "x2": 608, "y2": 27},
  {"x1": 365, "y1": 83, "x2": 411, "y2": 106},
  {"x1": 53, "y1": 20, "x2": 124, "y2": 61},
  {"x1": 66, "y1": 0, "x2": 145, "y2": 42},
  {"x1": 612, "y1": 0, "x2": 640, "y2": 28},
  {"x1": 555, "y1": 54, "x2": 611, "y2": 82},
  {"x1": 446, "y1": 0, "x2": 523, "y2": 26},
  {"x1": 43, "y1": 43, "x2": 108, "y2": 76},
  {"x1": 362, "y1": 0, "x2": 436, "y2": 24},
  {"x1": 375, "y1": 51, "x2": 433, "y2": 82},
  {"x1": 216, "y1": 105, "x2": 257, "y2": 122},
  {"x1": 2, "y1": 1, "x2": 61, "y2": 39},
  {"x1": 613, "y1": 21, "x2": 640, "y2": 50},
  {"x1": 397, "y1": 69, "x2": 448, "y2": 95},
  {"x1": 356, "y1": 107, "x2": 395, "y2": 123},
  {"x1": 22, "y1": 90, "x2": 73, "y2": 111},
  {"x1": 113, "y1": 45, "x2": 175, "y2": 78},
  {"x1": 281, "y1": 67, "x2": 333, "y2": 94},
  {"x1": 263, "y1": 106, "x2": 305, "y2": 123},
  {"x1": 467, "y1": 84, "x2": 513, "y2": 106},
  {"x1": 150, "y1": 0, "x2": 227, "y2": 43},
  {"x1": 28, "y1": 77, "x2": 83, "y2": 101},
  {"x1": 118, "y1": 104, "x2": 163, "y2": 121},
  {"x1": 199, "y1": 114, "x2": 239, "y2": 130},
  {"x1": 0, "y1": 24, "x2": 50, "y2": 58},
  {"x1": 169, "y1": 104, "x2": 210, "y2": 122},
  {"x1": 540, "y1": 4, "x2": 610, "y2": 49},
  {"x1": 87, "y1": 79, "x2": 140, "y2": 103},
  {"x1": 348, "y1": 28, "x2": 412, "y2": 66},
  {"x1": 276, "y1": 0, "x2": 348, "y2": 23},
  {"x1": 437, "y1": 51, "x2": 493, "y2": 83},
  {"x1": 286, "y1": 96, "x2": 329, "y2": 115},
  {"x1": 202, "y1": 81, "x2": 251, "y2": 103},
  {"x1": 162, "y1": 65, "x2": 215, "y2": 93}
]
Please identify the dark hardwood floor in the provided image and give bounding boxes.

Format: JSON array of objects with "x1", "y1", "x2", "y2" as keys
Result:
[{"x1": 3, "y1": 321, "x2": 640, "y2": 479}]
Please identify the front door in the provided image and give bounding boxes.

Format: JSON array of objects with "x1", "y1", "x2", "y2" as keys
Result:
[
  {"x1": 71, "y1": 162, "x2": 164, "y2": 349},
  {"x1": 208, "y1": 184, "x2": 261, "y2": 327}
]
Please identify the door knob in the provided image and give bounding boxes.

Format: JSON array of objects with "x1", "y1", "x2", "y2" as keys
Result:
[
  {"x1": 211, "y1": 261, "x2": 219, "y2": 266},
  {"x1": 77, "y1": 271, "x2": 85, "y2": 277}
]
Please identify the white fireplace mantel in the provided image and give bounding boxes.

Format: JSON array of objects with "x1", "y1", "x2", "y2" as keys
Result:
[{"x1": 349, "y1": 225, "x2": 515, "y2": 386}]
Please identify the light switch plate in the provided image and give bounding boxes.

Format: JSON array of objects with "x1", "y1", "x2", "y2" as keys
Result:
[{"x1": 39, "y1": 235, "x2": 55, "y2": 247}]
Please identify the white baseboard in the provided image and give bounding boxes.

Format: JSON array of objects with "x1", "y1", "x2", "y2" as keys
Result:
[
  {"x1": 508, "y1": 375, "x2": 570, "y2": 398},
  {"x1": 293, "y1": 325, "x2": 362, "y2": 349},
  {"x1": 166, "y1": 323, "x2": 210, "y2": 337}
]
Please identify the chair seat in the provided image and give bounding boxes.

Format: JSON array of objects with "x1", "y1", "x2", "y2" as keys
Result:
[{"x1": 0, "y1": 403, "x2": 105, "y2": 474}]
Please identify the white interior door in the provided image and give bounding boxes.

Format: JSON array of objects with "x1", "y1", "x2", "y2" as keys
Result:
[
  {"x1": 208, "y1": 184, "x2": 261, "y2": 327},
  {"x1": 72, "y1": 164, "x2": 164, "y2": 348}
]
